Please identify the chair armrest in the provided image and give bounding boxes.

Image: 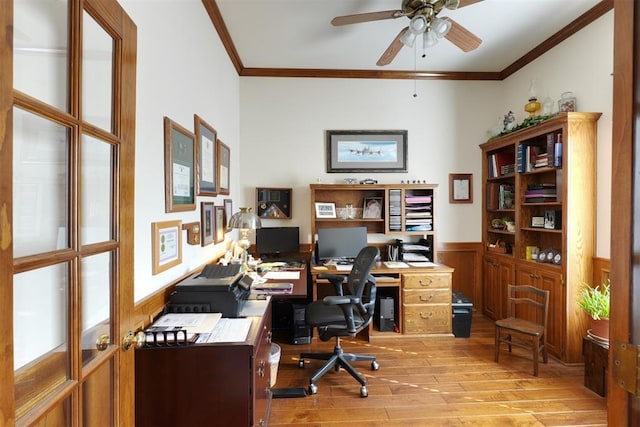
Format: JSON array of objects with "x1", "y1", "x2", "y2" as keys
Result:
[
  {"x1": 322, "y1": 295, "x2": 359, "y2": 306},
  {"x1": 318, "y1": 273, "x2": 347, "y2": 296}
]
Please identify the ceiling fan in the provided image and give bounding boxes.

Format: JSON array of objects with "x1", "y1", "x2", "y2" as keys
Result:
[{"x1": 331, "y1": 0, "x2": 483, "y2": 66}]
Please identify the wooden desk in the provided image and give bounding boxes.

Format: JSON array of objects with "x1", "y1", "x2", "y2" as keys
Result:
[
  {"x1": 259, "y1": 263, "x2": 308, "y2": 299},
  {"x1": 135, "y1": 299, "x2": 273, "y2": 427},
  {"x1": 311, "y1": 263, "x2": 454, "y2": 339}
]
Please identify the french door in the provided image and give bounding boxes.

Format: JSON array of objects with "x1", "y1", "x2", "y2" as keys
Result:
[{"x1": 0, "y1": 0, "x2": 136, "y2": 425}]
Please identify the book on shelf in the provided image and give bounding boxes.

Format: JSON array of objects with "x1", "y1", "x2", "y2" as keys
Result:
[
  {"x1": 498, "y1": 184, "x2": 515, "y2": 210},
  {"x1": 488, "y1": 151, "x2": 514, "y2": 178},
  {"x1": 486, "y1": 182, "x2": 500, "y2": 210}
]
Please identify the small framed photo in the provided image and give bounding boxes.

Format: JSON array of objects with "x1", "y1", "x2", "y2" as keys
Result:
[
  {"x1": 151, "y1": 220, "x2": 182, "y2": 274},
  {"x1": 200, "y1": 202, "x2": 215, "y2": 246},
  {"x1": 214, "y1": 205, "x2": 226, "y2": 243},
  {"x1": 223, "y1": 199, "x2": 233, "y2": 233},
  {"x1": 314, "y1": 202, "x2": 336, "y2": 219},
  {"x1": 449, "y1": 173, "x2": 473, "y2": 204},
  {"x1": 363, "y1": 197, "x2": 383, "y2": 219}
]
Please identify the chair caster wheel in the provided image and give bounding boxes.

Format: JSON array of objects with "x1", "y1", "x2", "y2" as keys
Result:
[
  {"x1": 309, "y1": 384, "x2": 318, "y2": 395},
  {"x1": 298, "y1": 359, "x2": 305, "y2": 368},
  {"x1": 334, "y1": 365, "x2": 341, "y2": 372},
  {"x1": 371, "y1": 361, "x2": 380, "y2": 371},
  {"x1": 360, "y1": 386, "x2": 368, "y2": 398}
]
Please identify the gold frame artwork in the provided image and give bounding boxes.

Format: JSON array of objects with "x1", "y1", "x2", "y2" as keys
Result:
[{"x1": 151, "y1": 220, "x2": 183, "y2": 274}]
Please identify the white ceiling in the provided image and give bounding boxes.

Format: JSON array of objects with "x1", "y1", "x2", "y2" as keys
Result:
[{"x1": 215, "y1": 0, "x2": 604, "y2": 74}]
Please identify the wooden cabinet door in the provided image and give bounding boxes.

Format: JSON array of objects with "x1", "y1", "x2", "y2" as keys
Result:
[
  {"x1": 515, "y1": 264, "x2": 564, "y2": 358},
  {"x1": 483, "y1": 255, "x2": 514, "y2": 320}
]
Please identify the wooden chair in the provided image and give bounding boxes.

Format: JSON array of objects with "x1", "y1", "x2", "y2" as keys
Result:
[{"x1": 494, "y1": 284, "x2": 550, "y2": 376}]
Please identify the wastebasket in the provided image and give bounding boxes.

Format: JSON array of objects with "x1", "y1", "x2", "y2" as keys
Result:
[
  {"x1": 269, "y1": 343, "x2": 281, "y2": 386},
  {"x1": 452, "y1": 291, "x2": 473, "y2": 338}
]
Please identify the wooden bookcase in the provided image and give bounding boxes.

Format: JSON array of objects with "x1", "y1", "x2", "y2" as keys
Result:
[{"x1": 479, "y1": 112, "x2": 601, "y2": 364}]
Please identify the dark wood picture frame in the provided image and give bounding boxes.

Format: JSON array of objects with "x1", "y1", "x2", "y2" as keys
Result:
[
  {"x1": 164, "y1": 116, "x2": 196, "y2": 212},
  {"x1": 224, "y1": 198, "x2": 233, "y2": 233},
  {"x1": 217, "y1": 139, "x2": 230, "y2": 195},
  {"x1": 214, "y1": 205, "x2": 225, "y2": 243},
  {"x1": 194, "y1": 114, "x2": 217, "y2": 196},
  {"x1": 200, "y1": 202, "x2": 215, "y2": 246},
  {"x1": 326, "y1": 130, "x2": 408, "y2": 173},
  {"x1": 256, "y1": 187, "x2": 292, "y2": 219},
  {"x1": 449, "y1": 173, "x2": 473, "y2": 204}
]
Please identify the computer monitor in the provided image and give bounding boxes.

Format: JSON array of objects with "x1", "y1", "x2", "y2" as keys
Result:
[
  {"x1": 316, "y1": 226, "x2": 368, "y2": 262},
  {"x1": 255, "y1": 226, "x2": 300, "y2": 257}
]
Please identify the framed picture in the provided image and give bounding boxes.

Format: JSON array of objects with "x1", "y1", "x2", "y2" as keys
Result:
[
  {"x1": 449, "y1": 173, "x2": 473, "y2": 203},
  {"x1": 315, "y1": 202, "x2": 336, "y2": 219},
  {"x1": 164, "y1": 116, "x2": 196, "y2": 212},
  {"x1": 194, "y1": 114, "x2": 217, "y2": 196},
  {"x1": 326, "y1": 130, "x2": 408, "y2": 173},
  {"x1": 217, "y1": 139, "x2": 230, "y2": 195},
  {"x1": 363, "y1": 197, "x2": 383, "y2": 219},
  {"x1": 224, "y1": 198, "x2": 233, "y2": 233},
  {"x1": 200, "y1": 202, "x2": 215, "y2": 246},
  {"x1": 151, "y1": 220, "x2": 182, "y2": 274},
  {"x1": 256, "y1": 187, "x2": 292, "y2": 219},
  {"x1": 214, "y1": 205, "x2": 226, "y2": 243}
]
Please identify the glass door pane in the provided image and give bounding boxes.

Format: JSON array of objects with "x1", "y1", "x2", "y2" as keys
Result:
[
  {"x1": 82, "y1": 11, "x2": 114, "y2": 132},
  {"x1": 13, "y1": 0, "x2": 69, "y2": 111},
  {"x1": 81, "y1": 134, "x2": 113, "y2": 245},
  {"x1": 81, "y1": 251, "x2": 112, "y2": 366},
  {"x1": 12, "y1": 107, "x2": 69, "y2": 258}
]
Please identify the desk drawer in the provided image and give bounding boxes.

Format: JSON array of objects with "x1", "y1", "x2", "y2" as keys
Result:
[
  {"x1": 403, "y1": 304, "x2": 451, "y2": 334},
  {"x1": 402, "y1": 273, "x2": 451, "y2": 289},
  {"x1": 403, "y1": 288, "x2": 450, "y2": 305}
]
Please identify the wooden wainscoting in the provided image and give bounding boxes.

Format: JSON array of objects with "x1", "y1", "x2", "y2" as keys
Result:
[
  {"x1": 592, "y1": 257, "x2": 610, "y2": 286},
  {"x1": 437, "y1": 242, "x2": 484, "y2": 314}
]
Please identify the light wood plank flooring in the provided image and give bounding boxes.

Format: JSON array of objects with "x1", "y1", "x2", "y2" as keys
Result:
[{"x1": 269, "y1": 314, "x2": 606, "y2": 426}]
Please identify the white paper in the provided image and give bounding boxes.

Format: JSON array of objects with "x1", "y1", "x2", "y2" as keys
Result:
[
  {"x1": 152, "y1": 313, "x2": 222, "y2": 334},
  {"x1": 263, "y1": 271, "x2": 300, "y2": 280},
  {"x1": 199, "y1": 318, "x2": 252, "y2": 343}
]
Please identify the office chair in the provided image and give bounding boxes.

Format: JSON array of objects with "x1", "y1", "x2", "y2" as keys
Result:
[
  {"x1": 495, "y1": 284, "x2": 550, "y2": 376},
  {"x1": 298, "y1": 246, "x2": 380, "y2": 397}
]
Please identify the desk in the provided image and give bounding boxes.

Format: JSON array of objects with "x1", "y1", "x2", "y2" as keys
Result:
[
  {"x1": 311, "y1": 263, "x2": 454, "y2": 339},
  {"x1": 258, "y1": 263, "x2": 308, "y2": 341},
  {"x1": 135, "y1": 299, "x2": 272, "y2": 427}
]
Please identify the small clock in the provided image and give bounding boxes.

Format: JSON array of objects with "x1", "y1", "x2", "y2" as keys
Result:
[{"x1": 553, "y1": 252, "x2": 562, "y2": 265}]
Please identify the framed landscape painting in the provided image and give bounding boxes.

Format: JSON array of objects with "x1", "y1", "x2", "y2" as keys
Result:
[{"x1": 326, "y1": 130, "x2": 408, "y2": 173}]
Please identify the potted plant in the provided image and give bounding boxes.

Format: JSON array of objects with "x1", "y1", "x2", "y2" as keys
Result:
[{"x1": 577, "y1": 279, "x2": 610, "y2": 341}]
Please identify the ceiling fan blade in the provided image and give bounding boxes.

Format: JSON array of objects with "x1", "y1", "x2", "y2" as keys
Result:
[
  {"x1": 457, "y1": 0, "x2": 484, "y2": 8},
  {"x1": 332, "y1": 10, "x2": 399, "y2": 26},
  {"x1": 444, "y1": 18, "x2": 482, "y2": 52},
  {"x1": 376, "y1": 27, "x2": 408, "y2": 66}
]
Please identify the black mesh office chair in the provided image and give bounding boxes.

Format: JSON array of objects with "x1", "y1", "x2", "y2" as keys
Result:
[{"x1": 298, "y1": 246, "x2": 380, "y2": 397}]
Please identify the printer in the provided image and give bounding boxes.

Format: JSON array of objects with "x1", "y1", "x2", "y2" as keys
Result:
[{"x1": 167, "y1": 264, "x2": 253, "y2": 317}]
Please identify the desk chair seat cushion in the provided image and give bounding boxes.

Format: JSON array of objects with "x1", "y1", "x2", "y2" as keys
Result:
[{"x1": 306, "y1": 298, "x2": 368, "y2": 341}]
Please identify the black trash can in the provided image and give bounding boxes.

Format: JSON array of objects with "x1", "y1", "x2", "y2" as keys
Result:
[{"x1": 452, "y1": 291, "x2": 473, "y2": 338}]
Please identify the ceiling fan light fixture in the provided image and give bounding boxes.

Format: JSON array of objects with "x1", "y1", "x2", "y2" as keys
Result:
[
  {"x1": 431, "y1": 17, "x2": 452, "y2": 38},
  {"x1": 444, "y1": 0, "x2": 460, "y2": 10},
  {"x1": 408, "y1": 15, "x2": 427, "y2": 34},
  {"x1": 423, "y1": 29, "x2": 439, "y2": 48},
  {"x1": 400, "y1": 30, "x2": 418, "y2": 47}
]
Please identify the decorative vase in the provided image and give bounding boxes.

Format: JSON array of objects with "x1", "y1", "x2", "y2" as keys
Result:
[{"x1": 589, "y1": 318, "x2": 609, "y2": 341}]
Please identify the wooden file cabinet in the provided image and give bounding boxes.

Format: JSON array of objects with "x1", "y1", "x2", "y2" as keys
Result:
[
  {"x1": 402, "y1": 272, "x2": 452, "y2": 335},
  {"x1": 135, "y1": 301, "x2": 273, "y2": 427}
]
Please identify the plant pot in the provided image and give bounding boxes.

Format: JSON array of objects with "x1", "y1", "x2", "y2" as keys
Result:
[{"x1": 589, "y1": 318, "x2": 609, "y2": 342}]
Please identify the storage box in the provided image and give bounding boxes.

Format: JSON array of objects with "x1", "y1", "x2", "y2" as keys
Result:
[{"x1": 452, "y1": 292, "x2": 473, "y2": 338}]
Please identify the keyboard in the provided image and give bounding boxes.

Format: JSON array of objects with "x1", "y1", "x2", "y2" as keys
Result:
[{"x1": 199, "y1": 263, "x2": 241, "y2": 279}]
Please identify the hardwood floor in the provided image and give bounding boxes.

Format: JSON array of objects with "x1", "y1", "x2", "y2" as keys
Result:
[{"x1": 269, "y1": 314, "x2": 607, "y2": 426}]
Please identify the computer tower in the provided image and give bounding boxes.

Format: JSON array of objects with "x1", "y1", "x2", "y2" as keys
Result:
[
  {"x1": 378, "y1": 296, "x2": 395, "y2": 332},
  {"x1": 292, "y1": 304, "x2": 311, "y2": 345}
]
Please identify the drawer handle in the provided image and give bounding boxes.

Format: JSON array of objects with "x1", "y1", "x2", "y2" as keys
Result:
[
  {"x1": 258, "y1": 360, "x2": 265, "y2": 377},
  {"x1": 418, "y1": 278, "x2": 433, "y2": 286},
  {"x1": 420, "y1": 295, "x2": 434, "y2": 302},
  {"x1": 420, "y1": 312, "x2": 433, "y2": 319}
]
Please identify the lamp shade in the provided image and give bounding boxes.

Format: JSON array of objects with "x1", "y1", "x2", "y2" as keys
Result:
[{"x1": 229, "y1": 207, "x2": 261, "y2": 230}]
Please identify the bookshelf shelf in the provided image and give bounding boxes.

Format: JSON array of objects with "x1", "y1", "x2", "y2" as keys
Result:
[{"x1": 480, "y1": 112, "x2": 601, "y2": 364}]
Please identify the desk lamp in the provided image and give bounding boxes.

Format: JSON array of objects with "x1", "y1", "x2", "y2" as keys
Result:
[{"x1": 229, "y1": 207, "x2": 261, "y2": 270}]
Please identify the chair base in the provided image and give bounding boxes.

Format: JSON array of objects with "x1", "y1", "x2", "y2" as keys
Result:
[{"x1": 299, "y1": 343, "x2": 379, "y2": 397}]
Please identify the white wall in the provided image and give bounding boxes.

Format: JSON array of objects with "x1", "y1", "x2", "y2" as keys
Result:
[
  {"x1": 123, "y1": 2, "x2": 613, "y2": 302},
  {"x1": 122, "y1": 0, "x2": 242, "y2": 302},
  {"x1": 239, "y1": 11, "x2": 613, "y2": 258}
]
